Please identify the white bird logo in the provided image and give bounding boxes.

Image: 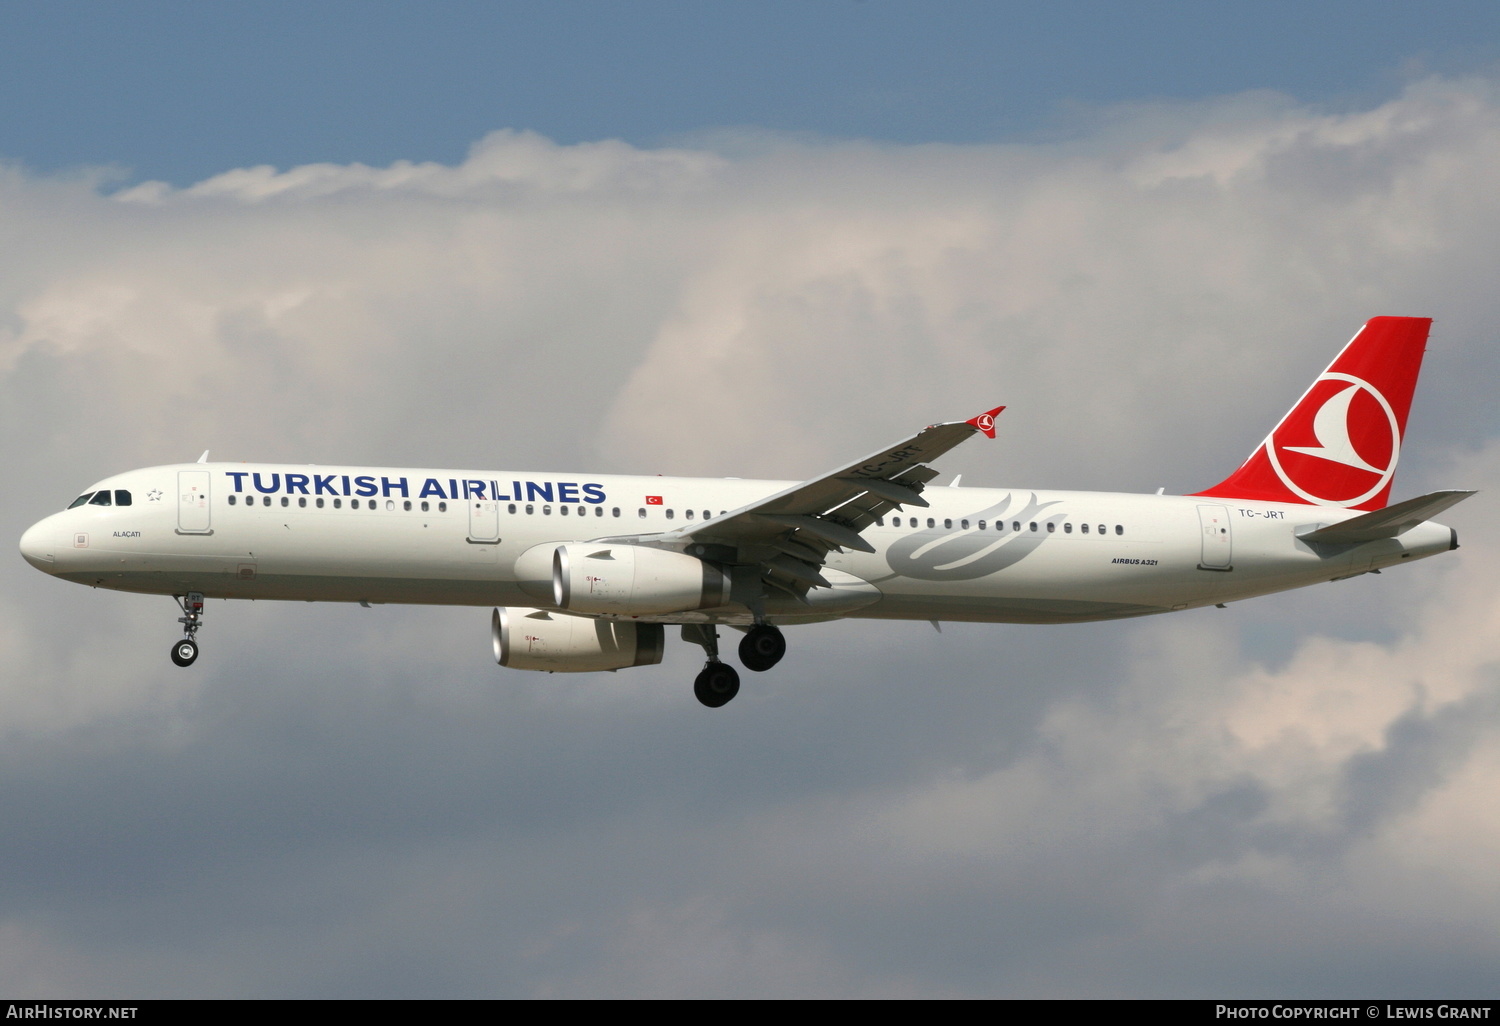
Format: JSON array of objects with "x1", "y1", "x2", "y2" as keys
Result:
[
  {"x1": 1282, "y1": 384, "x2": 1387, "y2": 472},
  {"x1": 1266, "y1": 372, "x2": 1400, "y2": 507}
]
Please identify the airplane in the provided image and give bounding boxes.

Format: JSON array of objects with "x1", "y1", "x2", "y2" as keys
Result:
[{"x1": 18, "y1": 316, "x2": 1473, "y2": 708}]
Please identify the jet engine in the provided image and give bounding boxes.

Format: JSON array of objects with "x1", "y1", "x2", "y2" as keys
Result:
[
  {"x1": 552, "y1": 544, "x2": 729, "y2": 616},
  {"x1": 492, "y1": 607, "x2": 665, "y2": 673}
]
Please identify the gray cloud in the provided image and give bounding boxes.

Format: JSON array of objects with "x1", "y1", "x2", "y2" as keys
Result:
[{"x1": 2, "y1": 80, "x2": 1499, "y2": 996}]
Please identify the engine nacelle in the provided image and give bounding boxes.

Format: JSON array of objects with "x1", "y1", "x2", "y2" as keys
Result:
[
  {"x1": 552, "y1": 544, "x2": 729, "y2": 615},
  {"x1": 492, "y1": 607, "x2": 665, "y2": 673}
]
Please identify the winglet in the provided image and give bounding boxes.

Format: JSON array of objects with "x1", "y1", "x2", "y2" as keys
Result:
[
  {"x1": 966, "y1": 406, "x2": 1005, "y2": 439},
  {"x1": 197, "y1": 450, "x2": 210, "y2": 464}
]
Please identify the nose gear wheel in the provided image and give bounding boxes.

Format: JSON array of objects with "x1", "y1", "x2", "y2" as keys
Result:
[{"x1": 171, "y1": 592, "x2": 205, "y2": 667}]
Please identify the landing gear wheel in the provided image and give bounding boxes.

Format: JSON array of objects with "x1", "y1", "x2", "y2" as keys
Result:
[
  {"x1": 171, "y1": 593, "x2": 205, "y2": 668},
  {"x1": 694, "y1": 662, "x2": 740, "y2": 708},
  {"x1": 738, "y1": 625, "x2": 786, "y2": 672},
  {"x1": 170, "y1": 639, "x2": 199, "y2": 667}
]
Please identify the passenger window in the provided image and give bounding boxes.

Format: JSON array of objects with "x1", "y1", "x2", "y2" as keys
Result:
[
  {"x1": 595, "y1": 507, "x2": 603, "y2": 517},
  {"x1": 404, "y1": 500, "x2": 412, "y2": 511},
  {"x1": 89, "y1": 491, "x2": 112, "y2": 506},
  {"x1": 1047, "y1": 522, "x2": 1055, "y2": 533},
  {"x1": 1064, "y1": 522, "x2": 1072, "y2": 534},
  {"x1": 1081, "y1": 523, "x2": 1089, "y2": 534},
  {"x1": 1115, "y1": 525, "x2": 1123, "y2": 535},
  {"x1": 1013, "y1": 522, "x2": 1020, "y2": 532},
  {"x1": 666, "y1": 509, "x2": 674, "y2": 520},
  {"x1": 1029, "y1": 522, "x2": 1037, "y2": 532},
  {"x1": 1098, "y1": 524, "x2": 1105, "y2": 535},
  {"x1": 351, "y1": 499, "x2": 360, "y2": 509},
  {"x1": 68, "y1": 493, "x2": 94, "y2": 509},
  {"x1": 875, "y1": 517, "x2": 884, "y2": 527},
  {"x1": 686, "y1": 509, "x2": 695, "y2": 520},
  {"x1": 559, "y1": 505, "x2": 569, "y2": 516},
  {"x1": 316, "y1": 498, "x2": 325, "y2": 508},
  {"x1": 438, "y1": 502, "x2": 447, "y2": 512},
  {"x1": 333, "y1": 498, "x2": 342, "y2": 509},
  {"x1": 386, "y1": 500, "x2": 395, "y2": 511},
  {"x1": 281, "y1": 496, "x2": 289, "y2": 507},
  {"x1": 114, "y1": 490, "x2": 132, "y2": 506},
  {"x1": 978, "y1": 520, "x2": 986, "y2": 530},
  {"x1": 542, "y1": 505, "x2": 552, "y2": 515},
  {"x1": 612, "y1": 508, "x2": 621, "y2": 517},
  {"x1": 944, "y1": 519, "x2": 953, "y2": 529},
  {"x1": 506, "y1": 503, "x2": 515, "y2": 514},
  {"x1": 301, "y1": 497, "x2": 309, "y2": 508},
  {"x1": 228, "y1": 495, "x2": 237, "y2": 506},
  {"x1": 961, "y1": 519, "x2": 969, "y2": 529},
  {"x1": 421, "y1": 501, "x2": 429, "y2": 512},
  {"x1": 638, "y1": 508, "x2": 647, "y2": 518},
  {"x1": 926, "y1": 518, "x2": 935, "y2": 528}
]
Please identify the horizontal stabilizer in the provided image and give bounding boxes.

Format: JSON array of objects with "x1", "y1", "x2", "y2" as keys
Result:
[{"x1": 1296, "y1": 490, "x2": 1475, "y2": 545}]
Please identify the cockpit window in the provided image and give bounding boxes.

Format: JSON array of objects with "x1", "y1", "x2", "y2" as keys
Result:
[
  {"x1": 88, "y1": 491, "x2": 113, "y2": 507},
  {"x1": 67, "y1": 493, "x2": 94, "y2": 509},
  {"x1": 114, "y1": 490, "x2": 132, "y2": 506}
]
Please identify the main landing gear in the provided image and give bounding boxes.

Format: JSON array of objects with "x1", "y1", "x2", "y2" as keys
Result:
[
  {"x1": 738, "y1": 624, "x2": 786, "y2": 672},
  {"x1": 694, "y1": 661, "x2": 740, "y2": 709},
  {"x1": 682, "y1": 623, "x2": 787, "y2": 707},
  {"x1": 682, "y1": 623, "x2": 739, "y2": 708},
  {"x1": 170, "y1": 593, "x2": 204, "y2": 667}
]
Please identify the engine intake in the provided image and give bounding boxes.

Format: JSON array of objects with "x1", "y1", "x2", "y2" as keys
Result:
[
  {"x1": 492, "y1": 607, "x2": 665, "y2": 673},
  {"x1": 552, "y1": 544, "x2": 729, "y2": 615}
]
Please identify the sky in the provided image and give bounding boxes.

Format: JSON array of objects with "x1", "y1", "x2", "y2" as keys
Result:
[{"x1": 3, "y1": 1, "x2": 1500, "y2": 999}]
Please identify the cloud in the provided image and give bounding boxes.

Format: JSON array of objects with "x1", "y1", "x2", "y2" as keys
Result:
[{"x1": 1, "y1": 77, "x2": 1498, "y2": 995}]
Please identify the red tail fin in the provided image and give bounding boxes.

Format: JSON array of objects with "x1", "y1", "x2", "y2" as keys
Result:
[{"x1": 1194, "y1": 316, "x2": 1431, "y2": 511}]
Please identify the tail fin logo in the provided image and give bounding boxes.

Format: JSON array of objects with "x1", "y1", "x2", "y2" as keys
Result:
[
  {"x1": 1266, "y1": 372, "x2": 1399, "y2": 507},
  {"x1": 1194, "y1": 317, "x2": 1429, "y2": 512}
]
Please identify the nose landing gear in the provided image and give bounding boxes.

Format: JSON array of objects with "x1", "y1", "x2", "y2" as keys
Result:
[{"x1": 170, "y1": 593, "x2": 204, "y2": 667}]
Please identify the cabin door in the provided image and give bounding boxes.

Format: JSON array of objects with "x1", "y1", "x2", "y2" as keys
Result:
[
  {"x1": 468, "y1": 499, "x2": 501, "y2": 543},
  {"x1": 177, "y1": 471, "x2": 212, "y2": 534},
  {"x1": 1196, "y1": 504, "x2": 1233, "y2": 570}
]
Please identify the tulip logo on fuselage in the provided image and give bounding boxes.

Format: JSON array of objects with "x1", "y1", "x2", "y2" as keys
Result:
[{"x1": 876, "y1": 492, "x2": 1063, "y2": 582}]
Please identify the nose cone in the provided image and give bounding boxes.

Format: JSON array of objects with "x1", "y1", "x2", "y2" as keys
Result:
[{"x1": 19, "y1": 518, "x2": 56, "y2": 572}]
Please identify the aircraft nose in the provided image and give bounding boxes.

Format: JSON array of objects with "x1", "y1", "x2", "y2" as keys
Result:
[{"x1": 19, "y1": 518, "x2": 56, "y2": 571}]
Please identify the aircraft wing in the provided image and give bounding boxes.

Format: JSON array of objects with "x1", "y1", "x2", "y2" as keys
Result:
[{"x1": 621, "y1": 406, "x2": 1004, "y2": 600}]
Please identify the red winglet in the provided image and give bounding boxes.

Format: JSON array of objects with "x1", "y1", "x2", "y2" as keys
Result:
[{"x1": 966, "y1": 406, "x2": 1005, "y2": 439}]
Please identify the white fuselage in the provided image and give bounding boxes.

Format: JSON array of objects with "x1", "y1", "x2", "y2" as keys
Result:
[{"x1": 19, "y1": 462, "x2": 1457, "y2": 625}]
